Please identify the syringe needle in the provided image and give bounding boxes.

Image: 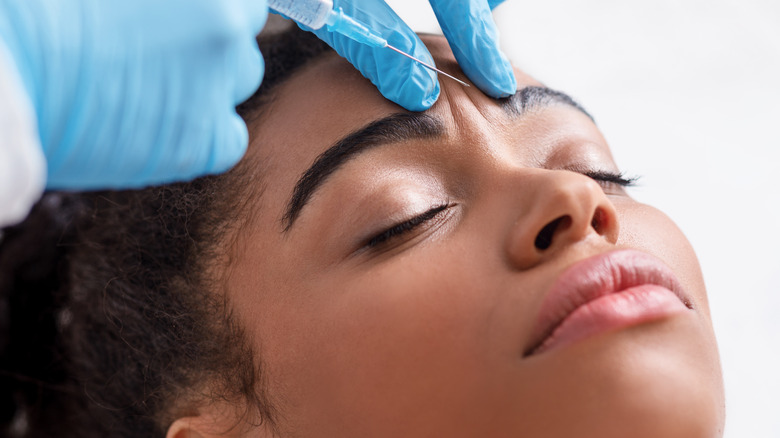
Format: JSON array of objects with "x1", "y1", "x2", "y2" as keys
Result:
[{"x1": 385, "y1": 44, "x2": 471, "y2": 88}]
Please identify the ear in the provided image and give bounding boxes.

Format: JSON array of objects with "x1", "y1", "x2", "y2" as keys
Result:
[
  {"x1": 166, "y1": 415, "x2": 248, "y2": 438},
  {"x1": 167, "y1": 417, "x2": 209, "y2": 438},
  {"x1": 166, "y1": 409, "x2": 277, "y2": 438}
]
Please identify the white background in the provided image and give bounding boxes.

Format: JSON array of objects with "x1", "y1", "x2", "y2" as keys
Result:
[{"x1": 387, "y1": 1, "x2": 780, "y2": 436}]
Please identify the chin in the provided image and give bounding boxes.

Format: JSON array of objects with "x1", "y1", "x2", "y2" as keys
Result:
[{"x1": 516, "y1": 314, "x2": 724, "y2": 438}]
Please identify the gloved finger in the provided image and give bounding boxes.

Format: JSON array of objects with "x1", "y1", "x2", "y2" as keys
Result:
[
  {"x1": 220, "y1": 0, "x2": 266, "y2": 103},
  {"x1": 487, "y1": 0, "x2": 507, "y2": 10},
  {"x1": 232, "y1": 36, "x2": 265, "y2": 104},
  {"x1": 235, "y1": 0, "x2": 269, "y2": 35},
  {"x1": 428, "y1": 0, "x2": 516, "y2": 98},
  {"x1": 127, "y1": 109, "x2": 248, "y2": 185},
  {"x1": 207, "y1": 110, "x2": 250, "y2": 174},
  {"x1": 291, "y1": 0, "x2": 440, "y2": 111}
]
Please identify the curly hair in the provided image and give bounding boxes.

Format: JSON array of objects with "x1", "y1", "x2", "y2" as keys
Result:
[{"x1": 0, "y1": 20, "x2": 332, "y2": 438}]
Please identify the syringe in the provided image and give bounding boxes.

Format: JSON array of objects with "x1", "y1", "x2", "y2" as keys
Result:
[{"x1": 268, "y1": 0, "x2": 469, "y2": 87}]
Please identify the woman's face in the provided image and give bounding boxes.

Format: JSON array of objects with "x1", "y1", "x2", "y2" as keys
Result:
[{"x1": 226, "y1": 36, "x2": 724, "y2": 437}]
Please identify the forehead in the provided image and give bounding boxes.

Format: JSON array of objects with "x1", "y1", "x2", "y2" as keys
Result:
[{"x1": 245, "y1": 35, "x2": 547, "y2": 223}]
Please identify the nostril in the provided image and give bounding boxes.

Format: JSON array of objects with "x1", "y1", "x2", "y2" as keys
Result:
[
  {"x1": 591, "y1": 207, "x2": 607, "y2": 235},
  {"x1": 535, "y1": 216, "x2": 571, "y2": 250}
]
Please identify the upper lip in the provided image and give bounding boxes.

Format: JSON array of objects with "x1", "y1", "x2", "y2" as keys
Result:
[{"x1": 523, "y1": 249, "x2": 692, "y2": 356}]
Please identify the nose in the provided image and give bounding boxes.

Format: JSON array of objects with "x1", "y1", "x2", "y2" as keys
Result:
[{"x1": 505, "y1": 170, "x2": 619, "y2": 270}]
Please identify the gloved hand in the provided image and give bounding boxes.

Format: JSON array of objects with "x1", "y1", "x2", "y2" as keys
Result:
[
  {"x1": 298, "y1": 0, "x2": 517, "y2": 111},
  {"x1": 0, "y1": 0, "x2": 267, "y2": 189}
]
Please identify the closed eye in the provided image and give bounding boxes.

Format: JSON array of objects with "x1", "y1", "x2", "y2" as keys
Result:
[{"x1": 365, "y1": 204, "x2": 451, "y2": 249}]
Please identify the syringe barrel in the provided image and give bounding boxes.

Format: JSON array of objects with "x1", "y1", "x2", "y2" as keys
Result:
[{"x1": 268, "y1": 0, "x2": 333, "y2": 30}]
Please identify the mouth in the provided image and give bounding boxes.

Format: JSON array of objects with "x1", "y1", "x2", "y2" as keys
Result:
[{"x1": 523, "y1": 249, "x2": 693, "y2": 357}]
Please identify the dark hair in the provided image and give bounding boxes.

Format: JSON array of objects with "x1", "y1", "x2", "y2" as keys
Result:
[{"x1": 0, "y1": 21, "x2": 332, "y2": 437}]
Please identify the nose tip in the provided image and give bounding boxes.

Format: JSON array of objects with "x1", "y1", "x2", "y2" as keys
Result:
[{"x1": 506, "y1": 172, "x2": 620, "y2": 270}]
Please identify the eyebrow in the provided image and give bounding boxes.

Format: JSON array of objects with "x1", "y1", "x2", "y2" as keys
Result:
[
  {"x1": 499, "y1": 86, "x2": 593, "y2": 121},
  {"x1": 281, "y1": 86, "x2": 591, "y2": 231}
]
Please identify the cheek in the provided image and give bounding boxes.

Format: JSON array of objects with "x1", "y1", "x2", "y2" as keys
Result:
[
  {"x1": 615, "y1": 200, "x2": 711, "y2": 313},
  {"x1": 294, "y1": 256, "x2": 499, "y2": 386},
  {"x1": 258, "y1": 249, "x2": 532, "y2": 436}
]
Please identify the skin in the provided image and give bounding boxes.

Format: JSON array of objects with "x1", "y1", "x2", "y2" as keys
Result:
[{"x1": 170, "y1": 36, "x2": 724, "y2": 437}]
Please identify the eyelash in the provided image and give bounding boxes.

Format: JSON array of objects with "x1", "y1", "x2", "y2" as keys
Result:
[
  {"x1": 582, "y1": 170, "x2": 639, "y2": 188},
  {"x1": 366, "y1": 203, "x2": 450, "y2": 249}
]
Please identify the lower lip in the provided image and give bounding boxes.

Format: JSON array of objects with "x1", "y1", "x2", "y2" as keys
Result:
[{"x1": 532, "y1": 285, "x2": 689, "y2": 355}]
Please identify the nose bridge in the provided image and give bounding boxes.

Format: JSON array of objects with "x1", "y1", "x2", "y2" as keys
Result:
[{"x1": 505, "y1": 169, "x2": 619, "y2": 270}]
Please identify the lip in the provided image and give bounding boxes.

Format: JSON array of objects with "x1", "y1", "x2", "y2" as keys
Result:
[{"x1": 524, "y1": 249, "x2": 693, "y2": 356}]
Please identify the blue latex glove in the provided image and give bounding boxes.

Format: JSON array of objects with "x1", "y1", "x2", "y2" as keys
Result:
[
  {"x1": 0, "y1": 0, "x2": 267, "y2": 189},
  {"x1": 297, "y1": 0, "x2": 517, "y2": 111}
]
